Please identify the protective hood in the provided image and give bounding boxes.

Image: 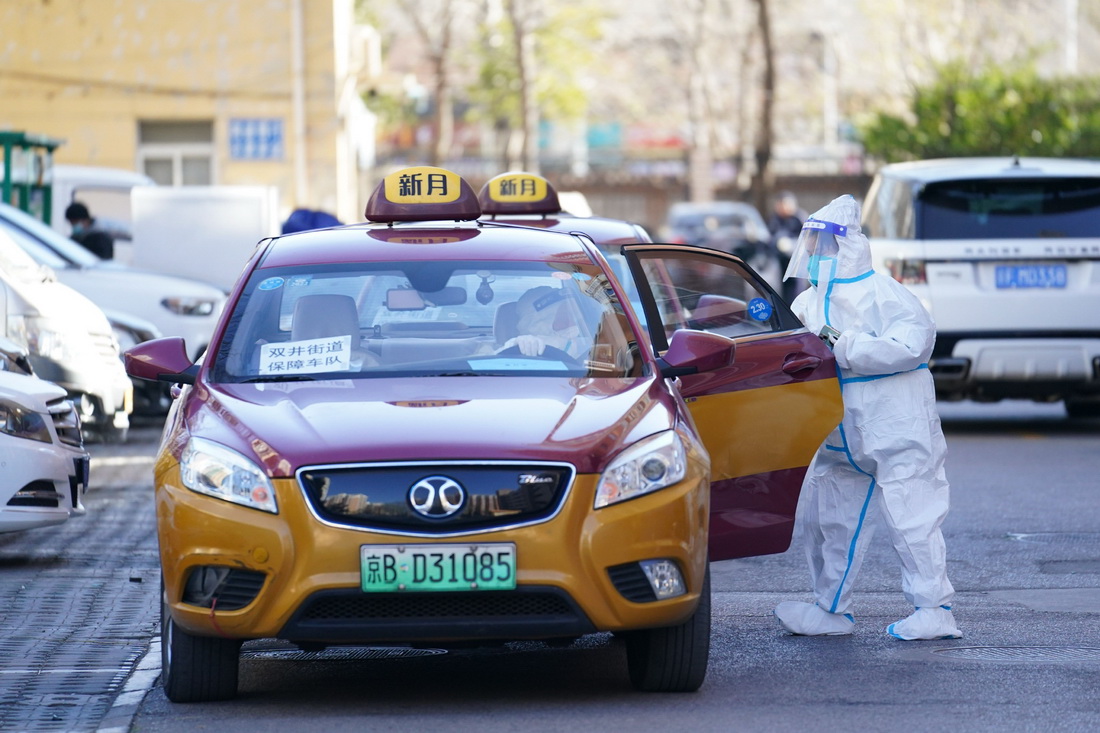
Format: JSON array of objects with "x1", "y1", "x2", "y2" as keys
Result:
[{"x1": 783, "y1": 195, "x2": 872, "y2": 286}]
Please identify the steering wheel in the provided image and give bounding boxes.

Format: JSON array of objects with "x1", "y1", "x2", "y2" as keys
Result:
[{"x1": 497, "y1": 344, "x2": 583, "y2": 366}]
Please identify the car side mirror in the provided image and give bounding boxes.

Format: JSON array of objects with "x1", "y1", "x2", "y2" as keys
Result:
[
  {"x1": 688, "y1": 294, "x2": 747, "y2": 330},
  {"x1": 658, "y1": 329, "x2": 736, "y2": 378},
  {"x1": 124, "y1": 337, "x2": 198, "y2": 385}
]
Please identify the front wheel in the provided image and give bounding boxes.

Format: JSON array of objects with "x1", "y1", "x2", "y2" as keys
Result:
[
  {"x1": 161, "y1": 579, "x2": 241, "y2": 703},
  {"x1": 624, "y1": 565, "x2": 710, "y2": 692}
]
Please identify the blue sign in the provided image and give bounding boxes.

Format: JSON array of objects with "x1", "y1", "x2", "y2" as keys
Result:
[
  {"x1": 229, "y1": 118, "x2": 285, "y2": 160},
  {"x1": 748, "y1": 297, "x2": 773, "y2": 321}
]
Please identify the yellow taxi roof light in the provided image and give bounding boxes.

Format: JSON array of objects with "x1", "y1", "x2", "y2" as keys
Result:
[
  {"x1": 478, "y1": 171, "x2": 562, "y2": 216},
  {"x1": 365, "y1": 166, "x2": 482, "y2": 223}
]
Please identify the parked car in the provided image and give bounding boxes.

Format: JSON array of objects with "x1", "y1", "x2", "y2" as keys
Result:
[
  {"x1": 0, "y1": 201, "x2": 226, "y2": 360},
  {"x1": 661, "y1": 201, "x2": 781, "y2": 290},
  {"x1": 125, "y1": 166, "x2": 842, "y2": 702},
  {"x1": 861, "y1": 156, "x2": 1100, "y2": 418},
  {"x1": 0, "y1": 229, "x2": 132, "y2": 442},
  {"x1": 0, "y1": 338, "x2": 90, "y2": 534}
]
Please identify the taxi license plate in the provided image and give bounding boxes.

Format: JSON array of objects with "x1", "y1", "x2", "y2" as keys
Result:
[
  {"x1": 995, "y1": 264, "x2": 1067, "y2": 289},
  {"x1": 360, "y1": 543, "x2": 516, "y2": 592}
]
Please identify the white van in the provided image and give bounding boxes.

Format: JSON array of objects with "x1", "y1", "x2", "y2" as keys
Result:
[
  {"x1": 0, "y1": 231, "x2": 132, "y2": 441},
  {"x1": 862, "y1": 157, "x2": 1100, "y2": 418}
]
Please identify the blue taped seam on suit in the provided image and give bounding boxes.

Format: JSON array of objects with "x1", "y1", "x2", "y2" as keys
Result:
[{"x1": 827, "y1": 422, "x2": 875, "y2": 614}]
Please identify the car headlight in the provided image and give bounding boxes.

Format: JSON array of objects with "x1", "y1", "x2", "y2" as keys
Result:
[
  {"x1": 595, "y1": 430, "x2": 687, "y2": 509},
  {"x1": 25, "y1": 316, "x2": 105, "y2": 363},
  {"x1": 161, "y1": 297, "x2": 219, "y2": 317},
  {"x1": 0, "y1": 398, "x2": 52, "y2": 443},
  {"x1": 180, "y1": 437, "x2": 278, "y2": 513}
]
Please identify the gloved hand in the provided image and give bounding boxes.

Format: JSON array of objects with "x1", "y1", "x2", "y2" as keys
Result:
[{"x1": 818, "y1": 325, "x2": 840, "y2": 348}]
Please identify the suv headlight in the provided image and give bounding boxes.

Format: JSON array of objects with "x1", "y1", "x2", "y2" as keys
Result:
[
  {"x1": 180, "y1": 437, "x2": 278, "y2": 513},
  {"x1": 0, "y1": 398, "x2": 52, "y2": 443},
  {"x1": 595, "y1": 430, "x2": 687, "y2": 508},
  {"x1": 161, "y1": 297, "x2": 219, "y2": 317}
]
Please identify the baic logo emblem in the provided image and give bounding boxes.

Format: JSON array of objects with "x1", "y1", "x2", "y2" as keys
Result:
[{"x1": 408, "y1": 476, "x2": 466, "y2": 518}]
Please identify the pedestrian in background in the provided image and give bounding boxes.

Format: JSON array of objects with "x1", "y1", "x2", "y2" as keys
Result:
[
  {"x1": 773, "y1": 194, "x2": 962, "y2": 642},
  {"x1": 64, "y1": 201, "x2": 114, "y2": 260},
  {"x1": 767, "y1": 191, "x2": 806, "y2": 304}
]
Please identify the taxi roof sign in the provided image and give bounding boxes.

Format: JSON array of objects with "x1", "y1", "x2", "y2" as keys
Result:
[
  {"x1": 365, "y1": 166, "x2": 481, "y2": 223},
  {"x1": 478, "y1": 171, "x2": 561, "y2": 216}
]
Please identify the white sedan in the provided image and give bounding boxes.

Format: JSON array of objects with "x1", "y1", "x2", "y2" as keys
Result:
[{"x1": 0, "y1": 346, "x2": 90, "y2": 534}]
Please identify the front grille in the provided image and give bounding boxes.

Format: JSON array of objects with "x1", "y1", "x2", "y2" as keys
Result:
[
  {"x1": 91, "y1": 332, "x2": 121, "y2": 360},
  {"x1": 47, "y1": 397, "x2": 83, "y2": 448},
  {"x1": 607, "y1": 562, "x2": 657, "y2": 603},
  {"x1": 302, "y1": 591, "x2": 573, "y2": 620},
  {"x1": 280, "y1": 587, "x2": 595, "y2": 643},
  {"x1": 297, "y1": 461, "x2": 574, "y2": 534}
]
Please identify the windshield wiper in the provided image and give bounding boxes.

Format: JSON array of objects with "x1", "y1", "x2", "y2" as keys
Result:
[{"x1": 240, "y1": 374, "x2": 318, "y2": 383}]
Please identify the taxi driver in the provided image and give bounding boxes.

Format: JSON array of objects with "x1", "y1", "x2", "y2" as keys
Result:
[{"x1": 500, "y1": 285, "x2": 587, "y2": 359}]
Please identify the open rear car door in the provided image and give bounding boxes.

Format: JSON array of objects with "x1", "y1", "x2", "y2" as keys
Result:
[{"x1": 623, "y1": 244, "x2": 843, "y2": 561}]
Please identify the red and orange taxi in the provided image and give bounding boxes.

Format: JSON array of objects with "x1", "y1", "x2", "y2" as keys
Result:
[{"x1": 125, "y1": 167, "x2": 841, "y2": 703}]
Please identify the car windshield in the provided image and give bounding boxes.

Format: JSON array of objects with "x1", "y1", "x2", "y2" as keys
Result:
[
  {"x1": 917, "y1": 178, "x2": 1100, "y2": 239},
  {"x1": 210, "y1": 259, "x2": 642, "y2": 381}
]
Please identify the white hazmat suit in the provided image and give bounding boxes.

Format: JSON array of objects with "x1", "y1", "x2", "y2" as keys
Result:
[{"x1": 773, "y1": 195, "x2": 962, "y2": 641}]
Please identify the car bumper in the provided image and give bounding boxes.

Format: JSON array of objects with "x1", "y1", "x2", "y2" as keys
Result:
[
  {"x1": 932, "y1": 337, "x2": 1100, "y2": 400},
  {"x1": 157, "y1": 463, "x2": 710, "y2": 644},
  {"x1": 0, "y1": 436, "x2": 89, "y2": 533}
]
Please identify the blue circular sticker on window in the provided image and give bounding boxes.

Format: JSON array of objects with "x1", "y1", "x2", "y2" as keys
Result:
[
  {"x1": 748, "y1": 297, "x2": 773, "y2": 321},
  {"x1": 258, "y1": 277, "x2": 285, "y2": 291}
]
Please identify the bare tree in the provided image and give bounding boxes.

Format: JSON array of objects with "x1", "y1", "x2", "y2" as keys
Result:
[
  {"x1": 748, "y1": 0, "x2": 775, "y2": 213},
  {"x1": 397, "y1": 0, "x2": 459, "y2": 165},
  {"x1": 504, "y1": 0, "x2": 540, "y2": 172}
]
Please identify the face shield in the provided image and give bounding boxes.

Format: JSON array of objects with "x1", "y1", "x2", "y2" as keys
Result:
[{"x1": 783, "y1": 219, "x2": 846, "y2": 286}]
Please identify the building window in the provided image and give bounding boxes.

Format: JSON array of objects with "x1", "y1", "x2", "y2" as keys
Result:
[{"x1": 138, "y1": 121, "x2": 214, "y2": 186}]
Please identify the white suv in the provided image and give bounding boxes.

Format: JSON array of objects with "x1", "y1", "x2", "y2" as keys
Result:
[{"x1": 862, "y1": 157, "x2": 1100, "y2": 418}]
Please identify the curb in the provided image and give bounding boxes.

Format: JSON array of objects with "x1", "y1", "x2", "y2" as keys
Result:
[{"x1": 96, "y1": 637, "x2": 160, "y2": 733}]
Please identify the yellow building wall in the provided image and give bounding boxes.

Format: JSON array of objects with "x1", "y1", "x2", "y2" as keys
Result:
[{"x1": 0, "y1": 0, "x2": 358, "y2": 222}]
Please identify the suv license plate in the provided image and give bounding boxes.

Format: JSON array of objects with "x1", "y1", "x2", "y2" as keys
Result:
[
  {"x1": 995, "y1": 264, "x2": 1067, "y2": 289},
  {"x1": 360, "y1": 543, "x2": 516, "y2": 592}
]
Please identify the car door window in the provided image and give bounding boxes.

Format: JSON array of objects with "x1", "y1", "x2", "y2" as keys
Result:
[{"x1": 625, "y1": 245, "x2": 798, "y2": 350}]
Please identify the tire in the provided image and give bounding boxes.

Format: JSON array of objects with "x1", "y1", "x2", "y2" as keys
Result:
[
  {"x1": 624, "y1": 565, "x2": 711, "y2": 692},
  {"x1": 1065, "y1": 398, "x2": 1100, "y2": 419},
  {"x1": 161, "y1": 580, "x2": 241, "y2": 703}
]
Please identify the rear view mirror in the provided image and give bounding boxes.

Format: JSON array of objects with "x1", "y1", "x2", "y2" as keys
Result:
[
  {"x1": 422, "y1": 285, "x2": 467, "y2": 306},
  {"x1": 386, "y1": 286, "x2": 467, "y2": 310},
  {"x1": 386, "y1": 289, "x2": 427, "y2": 311}
]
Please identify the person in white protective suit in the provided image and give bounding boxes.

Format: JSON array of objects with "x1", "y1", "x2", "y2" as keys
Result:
[{"x1": 773, "y1": 194, "x2": 962, "y2": 641}]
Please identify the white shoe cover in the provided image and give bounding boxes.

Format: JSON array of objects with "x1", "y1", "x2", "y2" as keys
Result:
[
  {"x1": 774, "y1": 601, "x2": 855, "y2": 636},
  {"x1": 887, "y1": 606, "x2": 962, "y2": 640}
]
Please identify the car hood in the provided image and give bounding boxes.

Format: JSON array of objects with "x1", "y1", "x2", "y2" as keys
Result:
[
  {"x1": 0, "y1": 370, "x2": 67, "y2": 409},
  {"x1": 5, "y1": 276, "x2": 114, "y2": 334},
  {"x1": 175, "y1": 376, "x2": 676, "y2": 476}
]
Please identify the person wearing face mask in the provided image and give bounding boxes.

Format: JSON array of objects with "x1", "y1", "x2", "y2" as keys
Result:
[
  {"x1": 499, "y1": 285, "x2": 587, "y2": 361},
  {"x1": 64, "y1": 201, "x2": 115, "y2": 260},
  {"x1": 773, "y1": 194, "x2": 962, "y2": 641}
]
